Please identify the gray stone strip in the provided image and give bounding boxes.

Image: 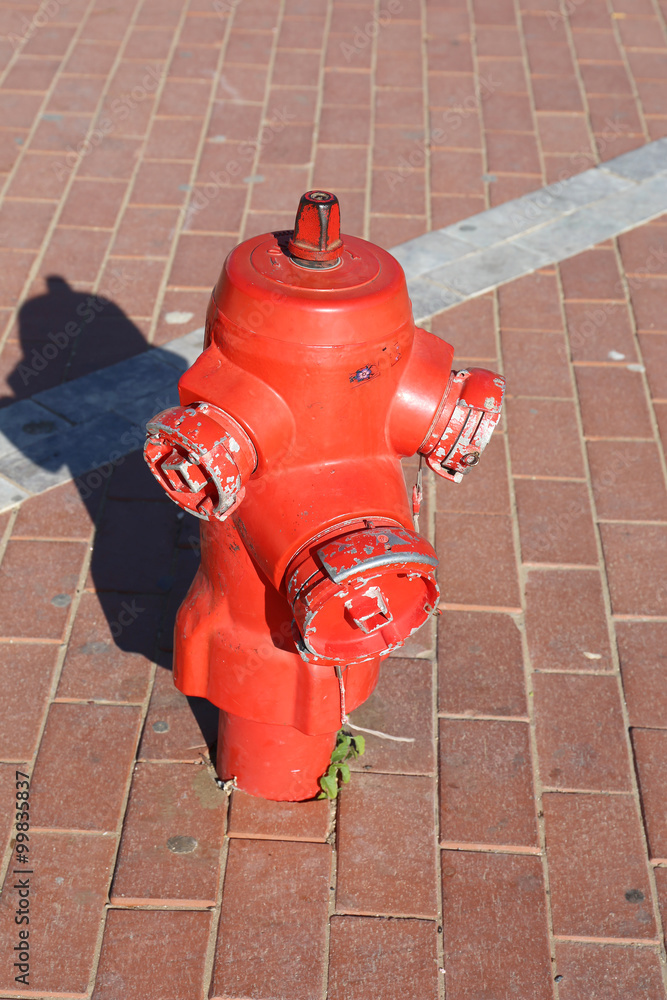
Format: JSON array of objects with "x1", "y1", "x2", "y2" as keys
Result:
[
  {"x1": 0, "y1": 137, "x2": 665, "y2": 511},
  {"x1": 395, "y1": 136, "x2": 667, "y2": 322},
  {"x1": 0, "y1": 328, "x2": 203, "y2": 505}
]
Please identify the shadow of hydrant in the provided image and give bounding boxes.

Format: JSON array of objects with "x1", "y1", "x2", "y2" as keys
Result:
[{"x1": 3, "y1": 274, "x2": 216, "y2": 750}]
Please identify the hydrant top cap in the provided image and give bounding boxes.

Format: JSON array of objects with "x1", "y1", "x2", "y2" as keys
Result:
[
  {"x1": 214, "y1": 189, "x2": 414, "y2": 342},
  {"x1": 248, "y1": 229, "x2": 382, "y2": 292},
  {"x1": 287, "y1": 190, "x2": 343, "y2": 266},
  {"x1": 243, "y1": 189, "x2": 396, "y2": 293}
]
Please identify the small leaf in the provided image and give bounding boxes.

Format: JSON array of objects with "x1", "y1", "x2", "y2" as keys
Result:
[
  {"x1": 330, "y1": 746, "x2": 348, "y2": 763},
  {"x1": 339, "y1": 762, "x2": 350, "y2": 783},
  {"x1": 319, "y1": 773, "x2": 338, "y2": 799},
  {"x1": 352, "y1": 734, "x2": 366, "y2": 756}
]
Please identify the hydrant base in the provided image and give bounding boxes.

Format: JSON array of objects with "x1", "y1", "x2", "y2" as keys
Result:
[{"x1": 217, "y1": 710, "x2": 338, "y2": 801}]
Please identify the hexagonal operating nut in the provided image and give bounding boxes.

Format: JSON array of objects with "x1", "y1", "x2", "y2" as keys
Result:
[
  {"x1": 344, "y1": 586, "x2": 393, "y2": 635},
  {"x1": 144, "y1": 403, "x2": 257, "y2": 521},
  {"x1": 160, "y1": 448, "x2": 209, "y2": 494}
]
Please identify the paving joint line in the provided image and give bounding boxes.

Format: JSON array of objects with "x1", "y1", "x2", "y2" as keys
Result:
[
  {"x1": 235, "y1": 1, "x2": 287, "y2": 250},
  {"x1": 549, "y1": 231, "x2": 667, "y2": 983},
  {"x1": 146, "y1": 0, "x2": 240, "y2": 346},
  {"x1": 607, "y1": 231, "x2": 667, "y2": 981},
  {"x1": 78, "y1": 15, "x2": 188, "y2": 349},
  {"x1": 0, "y1": 494, "x2": 96, "y2": 898},
  {"x1": 0, "y1": 0, "x2": 147, "y2": 360},
  {"x1": 491, "y1": 258, "x2": 561, "y2": 993}
]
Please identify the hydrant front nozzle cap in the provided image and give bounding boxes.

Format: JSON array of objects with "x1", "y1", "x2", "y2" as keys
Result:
[{"x1": 287, "y1": 190, "x2": 343, "y2": 265}]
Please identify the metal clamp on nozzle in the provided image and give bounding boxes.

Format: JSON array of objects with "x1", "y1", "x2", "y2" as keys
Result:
[
  {"x1": 145, "y1": 403, "x2": 257, "y2": 521},
  {"x1": 419, "y1": 368, "x2": 505, "y2": 483}
]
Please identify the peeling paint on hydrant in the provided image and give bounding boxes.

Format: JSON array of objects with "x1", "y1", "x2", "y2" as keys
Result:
[{"x1": 143, "y1": 190, "x2": 505, "y2": 801}]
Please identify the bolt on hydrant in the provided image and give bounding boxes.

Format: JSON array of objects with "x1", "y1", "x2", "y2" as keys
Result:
[{"x1": 144, "y1": 191, "x2": 505, "y2": 801}]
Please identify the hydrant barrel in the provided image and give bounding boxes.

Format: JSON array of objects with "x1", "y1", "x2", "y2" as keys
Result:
[{"x1": 144, "y1": 189, "x2": 505, "y2": 801}]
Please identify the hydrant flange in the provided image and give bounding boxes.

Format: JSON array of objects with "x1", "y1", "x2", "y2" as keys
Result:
[
  {"x1": 145, "y1": 402, "x2": 257, "y2": 521},
  {"x1": 286, "y1": 522, "x2": 439, "y2": 664},
  {"x1": 419, "y1": 367, "x2": 505, "y2": 482}
]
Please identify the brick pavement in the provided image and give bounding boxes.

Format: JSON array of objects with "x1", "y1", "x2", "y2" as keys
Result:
[
  {"x1": 2, "y1": 0, "x2": 667, "y2": 398},
  {"x1": 1, "y1": 0, "x2": 667, "y2": 998}
]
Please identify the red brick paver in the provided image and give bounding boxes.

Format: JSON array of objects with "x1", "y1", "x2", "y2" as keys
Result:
[
  {"x1": 441, "y1": 850, "x2": 553, "y2": 999},
  {"x1": 110, "y1": 761, "x2": 227, "y2": 906},
  {"x1": 0, "y1": 830, "x2": 116, "y2": 996},
  {"x1": 92, "y1": 909, "x2": 212, "y2": 1000},
  {"x1": 210, "y1": 838, "x2": 331, "y2": 1000}
]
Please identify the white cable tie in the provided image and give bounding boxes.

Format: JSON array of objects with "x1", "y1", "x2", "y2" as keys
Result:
[
  {"x1": 335, "y1": 663, "x2": 347, "y2": 728},
  {"x1": 412, "y1": 454, "x2": 424, "y2": 532},
  {"x1": 345, "y1": 721, "x2": 416, "y2": 743},
  {"x1": 337, "y1": 664, "x2": 415, "y2": 743}
]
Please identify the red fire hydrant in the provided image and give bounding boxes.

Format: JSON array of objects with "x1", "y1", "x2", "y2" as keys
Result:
[{"x1": 144, "y1": 191, "x2": 504, "y2": 801}]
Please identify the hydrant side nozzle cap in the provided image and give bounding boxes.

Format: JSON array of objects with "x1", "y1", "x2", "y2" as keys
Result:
[{"x1": 287, "y1": 190, "x2": 343, "y2": 263}]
